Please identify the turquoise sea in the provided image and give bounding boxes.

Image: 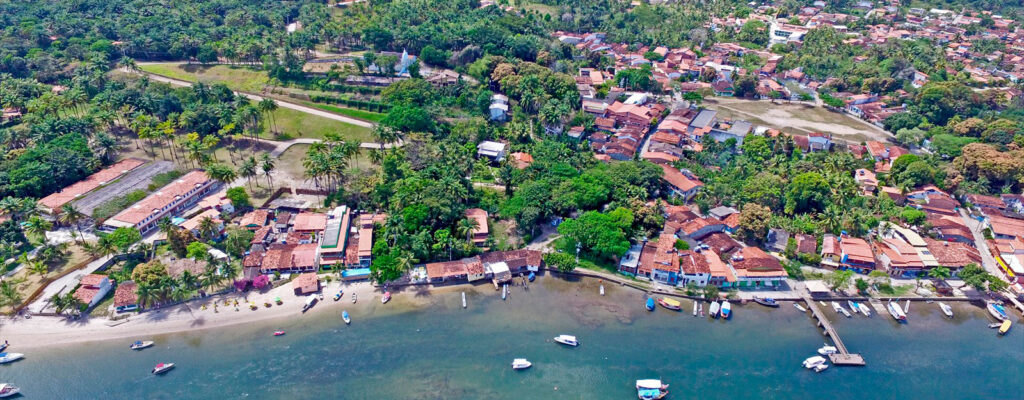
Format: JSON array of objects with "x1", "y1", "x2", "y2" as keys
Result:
[{"x1": 1, "y1": 276, "x2": 1021, "y2": 399}]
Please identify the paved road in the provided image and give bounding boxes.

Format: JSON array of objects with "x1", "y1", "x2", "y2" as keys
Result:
[
  {"x1": 73, "y1": 161, "x2": 175, "y2": 216},
  {"x1": 959, "y1": 209, "x2": 1007, "y2": 281}
]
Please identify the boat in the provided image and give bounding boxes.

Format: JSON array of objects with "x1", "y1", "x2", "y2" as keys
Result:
[
  {"x1": 987, "y1": 302, "x2": 1008, "y2": 321},
  {"x1": 857, "y1": 302, "x2": 872, "y2": 317},
  {"x1": 708, "y1": 301, "x2": 721, "y2": 319},
  {"x1": 848, "y1": 300, "x2": 860, "y2": 315},
  {"x1": 273, "y1": 330, "x2": 286, "y2": 336},
  {"x1": 832, "y1": 301, "x2": 851, "y2": 318},
  {"x1": 0, "y1": 343, "x2": 7, "y2": 353},
  {"x1": 352, "y1": 293, "x2": 357, "y2": 303},
  {"x1": 753, "y1": 297, "x2": 779, "y2": 308},
  {"x1": 528, "y1": 272, "x2": 535, "y2": 282},
  {"x1": 794, "y1": 303, "x2": 807, "y2": 312},
  {"x1": 817, "y1": 345, "x2": 838, "y2": 355},
  {"x1": 302, "y1": 296, "x2": 317, "y2": 313},
  {"x1": 636, "y1": 380, "x2": 669, "y2": 400},
  {"x1": 151, "y1": 362, "x2": 175, "y2": 375},
  {"x1": 998, "y1": 319, "x2": 1012, "y2": 335},
  {"x1": 511, "y1": 358, "x2": 532, "y2": 370},
  {"x1": 600, "y1": 284, "x2": 605, "y2": 296},
  {"x1": 904, "y1": 300, "x2": 911, "y2": 315},
  {"x1": 333, "y1": 291, "x2": 342, "y2": 301},
  {"x1": 636, "y1": 380, "x2": 669, "y2": 390},
  {"x1": 887, "y1": 301, "x2": 907, "y2": 322},
  {"x1": 502, "y1": 284, "x2": 507, "y2": 300},
  {"x1": 988, "y1": 322, "x2": 1002, "y2": 329},
  {"x1": 0, "y1": 353, "x2": 23, "y2": 364},
  {"x1": 342, "y1": 311, "x2": 351, "y2": 324},
  {"x1": 130, "y1": 340, "x2": 154, "y2": 350},
  {"x1": 554, "y1": 335, "x2": 579, "y2": 347},
  {"x1": 720, "y1": 300, "x2": 732, "y2": 319},
  {"x1": 819, "y1": 301, "x2": 828, "y2": 307},
  {"x1": 938, "y1": 302, "x2": 953, "y2": 318},
  {"x1": 462, "y1": 292, "x2": 467, "y2": 308},
  {"x1": 814, "y1": 363, "x2": 829, "y2": 373},
  {"x1": 802, "y1": 356, "x2": 827, "y2": 369},
  {"x1": 0, "y1": 383, "x2": 19, "y2": 398},
  {"x1": 381, "y1": 291, "x2": 391, "y2": 304},
  {"x1": 658, "y1": 298, "x2": 682, "y2": 311},
  {"x1": 692, "y1": 300, "x2": 698, "y2": 316},
  {"x1": 646, "y1": 298, "x2": 655, "y2": 311}
]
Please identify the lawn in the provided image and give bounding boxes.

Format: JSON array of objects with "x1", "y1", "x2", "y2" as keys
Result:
[
  {"x1": 0, "y1": 244, "x2": 93, "y2": 314},
  {"x1": 301, "y1": 101, "x2": 386, "y2": 123},
  {"x1": 279, "y1": 144, "x2": 378, "y2": 177},
  {"x1": 260, "y1": 107, "x2": 373, "y2": 142},
  {"x1": 140, "y1": 64, "x2": 269, "y2": 93}
]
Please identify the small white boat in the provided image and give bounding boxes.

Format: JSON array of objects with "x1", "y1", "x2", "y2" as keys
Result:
[
  {"x1": 0, "y1": 353, "x2": 23, "y2": 364},
  {"x1": 794, "y1": 303, "x2": 807, "y2": 312},
  {"x1": 814, "y1": 363, "x2": 829, "y2": 373},
  {"x1": 988, "y1": 322, "x2": 1003, "y2": 329},
  {"x1": 302, "y1": 296, "x2": 317, "y2": 313},
  {"x1": 819, "y1": 301, "x2": 828, "y2": 307},
  {"x1": 904, "y1": 300, "x2": 911, "y2": 315},
  {"x1": 987, "y1": 302, "x2": 1008, "y2": 321},
  {"x1": 939, "y1": 302, "x2": 953, "y2": 318},
  {"x1": 502, "y1": 284, "x2": 507, "y2": 300},
  {"x1": 802, "y1": 355, "x2": 827, "y2": 369},
  {"x1": 0, "y1": 343, "x2": 7, "y2": 353},
  {"x1": 352, "y1": 292, "x2": 357, "y2": 303},
  {"x1": 381, "y1": 291, "x2": 391, "y2": 304},
  {"x1": 636, "y1": 379, "x2": 668, "y2": 390},
  {"x1": 462, "y1": 292, "x2": 467, "y2": 308},
  {"x1": 511, "y1": 358, "x2": 532, "y2": 370},
  {"x1": 692, "y1": 300, "x2": 698, "y2": 316},
  {"x1": 0, "y1": 383, "x2": 20, "y2": 398},
  {"x1": 831, "y1": 301, "x2": 851, "y2": 318},
  {"x1": 817, "y1": 345, "x2": 838, "y2": 355},
  {"x1": 600, "y1": 284, "x2": 605, "y2": 296},
  {"x1": 130, "y1": 340, "x2": 154, "y2": 350},
  {"x1": 887, "y1": 301, "x2": 907, "y2": 322},
  {"x1": 848, "y1": 301, "x2": 860, "y2": 315},
  {"x1": 857, "y1": 302, "x2": 871, "y2": 317},
  {"x1": 151, "y1": 362, "x2": 175, "y2": 374},
  {"x1": 720, "y1": 300, "x2": 732, "y2": 319},
  {"x1": 709, "y1": 301, "x2": 721, "y2": 318},
  {"x1": 554, "y1": 335, "x2": 579, "y2": 347},
  {"x1": 342, "y1": 310, "x2": 351, "y2": 324}
]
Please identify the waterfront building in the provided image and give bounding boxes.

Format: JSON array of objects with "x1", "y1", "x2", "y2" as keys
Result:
[
  {"x1": 73, "y1": 274, "x2": 113, "y2": 309},
  {"x1": 113, "y1": 280, "x2": 138, "y2": 313},
  {"x1": 319, "y1": 206, "x2": 351, "y2": 269},
  {"x1": 838, "y1": 236, "x2": 876, "y2": 273},
  {"x1": 729, "y1": 247, "x2": 787, "y2": 288},
  {"x1": 102, "y1": 170, "x2": 217, "y2": 235},
  {"x1": 292, "y1": 272, "x2": 320, "y2": 295},
  {"x1": 464, "y1": 208, "x2": 489, "y2": 247}
]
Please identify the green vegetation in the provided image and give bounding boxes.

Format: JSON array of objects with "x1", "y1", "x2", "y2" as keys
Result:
[
  {"x1": 258, "y1": 107, "x2": 373, "y2": 142},
  {"x1": 93, "y1": 190, "x2": 148, "y2": 222},
  {"x1": 139, "y1": 64, "x2": 270, "y2": 93}
]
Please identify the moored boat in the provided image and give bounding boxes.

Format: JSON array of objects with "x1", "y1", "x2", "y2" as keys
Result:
[
  {"x1": 381, "y1": 291, "x2": 391, "y2": 304},
  {"x1": 0, "y1": 383, "x2": 18, "y2": 398},
  {"x1": 352, "y1": 292, "x2": 357, "y2": 303},
  {"x1": 646, "y1": 298, "x2": 655, "y2": 311},
  {"x1": 0, "y1": 353, "x2": 23, "y2": 364},
  {"x1": 708, "y1": 301, "x2": 721, "y2": 319},
  {"x1": 658, "y1": 298, "x2": 682, "y2": 311},
  {"x1": 692, "y1": 300, "x2": 698, "y2": 316},
  {"x1": 636, "y1": 379, "x2": 669, "y2": 400},
  {"x1": 848, "y1": 300, "x2": 860, "y2": 315},
  {"x1": 333, "y1": 291, "x2": 342, "y2": 301},
  {"x1": 988, "y1": 322, "x2": 1002, "y2": 329},
  {"x1": 720, "y1": 300, "x2": 732, "y2": 319},
  {"x1": 636, "y1": 379, "x2": 668, "y2": 390},
  {"x1": 998, "y1": 319, "x2": 1012, "y2": 335},
  {"x1": 511, "y1": 358, "x2": 532, "y2": 370},
  {"x1": 554, "y1": 335, "x2": 578, "y2": 347},
  {"x1": 130, "y1": 340, "x2": 154, "y2": 350},
  {"x1": 151, "y1": 362, "x2": 175, "y2": 375},
  {"x1": 887, "y1": 301, "x2": 907, "y2": 322},
  {"x1": 342, "y1": 311, "x2": 351, "y2": 324},
  {"x1": 273, "y1": 330, "x2": 286, "y2": 336},
  {"x1": 302, "y1": 296, "x2": 317, "y2": 313},
  {"x1": 462, "y1": 292, "x2": 467, "y2": 308},
  {"x1": 802, "y1": 356, "x2": 826, "y2": 369},
  {"x1": 987, "y1": 302, "x2": 1007, "y2": 321},
  {"x1": 939, "y1": 302, "x2": 953, "y2": 318},
  {"x1": 502, "y1": 284, "x2": 507, "y2": 300},
  {"x1": 817, "y1": 345, "x2": 838, "y2": 355},
  {"x1": 831, "y1": 301, "x2": 851, "y2": 318},
  {"x1": 857, "y1": 302, "x2": 872, "y2": 317},
  {"x1": 814, "y1": 363, "x2": 829, "y2": 373},
  {"x1": 600, "y1": 284, "x2": 605, "y2": 296},
  {"x1": 794, "y1": 303, "x2": 807, "y2": 312},
  {"x1": 528, "y1": 272, "x2": 535, "y2": 282},
  {"x1": 754, "y1": 297, "x2": 780, "y2": 307}
]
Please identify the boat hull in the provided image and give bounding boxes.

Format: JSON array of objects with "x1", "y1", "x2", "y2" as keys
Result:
[{"x1": 987, "y1": 304, "x2": 1007, "y2": 321}]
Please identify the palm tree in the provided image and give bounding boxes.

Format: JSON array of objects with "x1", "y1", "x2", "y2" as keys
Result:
[
  {"x1": 23, "y1": 215, "x2": 52, "y2": 240},
  {"x1": 260, "y1": 153, "x2": 276, "y2": 188},
  {"x1": 927, "y1": 266, "x2": 951, "y2": 280},
  {"x1": 27, "y1": 259, "x2": 48, "y2": 276},
  {"x1": 457, "y1": 217, "x2": 480, "y2": 246},
  {"x1": 58, "y1": 204, "x2": 87, "y2": 244},
  {"x1": 90, "y1": 132, "x2": 120, "y2": 163},
  {"x1": 205, "y1": 163, "x2": 238, "y2": 187},
  {"x1": 258, "y1": 98, "x2": 278, "y2": 135},
  {"x1": 198, "y1": 217, "x2": 220, "y2": 241},
  {"x1": 201, "y1": 263, "x2": 223, "y2": 290},
  {"x1": 240, "y1": 156, "x2": 258, "y2": 189}
]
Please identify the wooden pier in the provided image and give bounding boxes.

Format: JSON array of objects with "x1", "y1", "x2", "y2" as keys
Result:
[{"x1": 801, "y1": 295, "x2": 866, "y2": 366}]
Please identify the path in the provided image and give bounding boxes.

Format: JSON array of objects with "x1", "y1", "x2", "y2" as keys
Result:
[
  {"x1": 958, "y1": 209, "x2": 1005, "y2": 280},
  {"x1": 27, "y1": 255, "x2": 114, "y2": 314}
]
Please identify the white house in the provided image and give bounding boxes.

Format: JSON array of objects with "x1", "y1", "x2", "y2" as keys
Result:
[{"x1": 477, "y1": 141, "x2": 507, "y2": 161}]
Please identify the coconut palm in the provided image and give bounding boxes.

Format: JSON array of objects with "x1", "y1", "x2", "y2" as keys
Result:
[
  {"x1": 58, "y1": 204, "x2": 87, "y2": 244},
  {"x1": 240, "y1": 156, "x2": 258, "y2": 188},
  {"x1": 456, "y1": 217, "x2": 480, "y2": 246},
  {"x1": 198, "y1": 217, "x2": 220, "y2": 241},
  {"x1": 27, "y1": 259, "x2": 48, "y2": 276},
  {"x1": 260, "y1": 153, "x2": 276, "y2": 188},
  {"x1": 201, "y1": 263, "x2": 223, "y2": 290},
  {"x1": 23, "y1": 215, "x2": 52, "y2": 240},
  {"x1": 205, "y1": 163, "x2": 238, "y2": 187},
  {"x1": 927, "y1": 266, "x2": 951, "y2": 280},
  {"x1": 258, "y1": 98, "x2": 278, "y2": 135}
]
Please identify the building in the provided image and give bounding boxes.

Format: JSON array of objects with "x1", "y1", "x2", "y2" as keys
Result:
[
  {"x1": 73, "y1": 274, "x2": 113, "y2": 309},
  {"x1": 260, "y1": 243, "x2": 319, "y2": 274},
  {"x1": 703, "y1": 249, "x2": 737, "y2": 288},
  {"x1": 425, "y1": 256, "x2": 485, "y2": 283},
  {"x1": 679, "y1": 250, "x2": 711, "y2": 287},
  {"x1": 765, "y1": 228, "x2": 790, "y2": 253},
  {"x1": 464, "y1": 208, "x2": 489, "y2": 247},
  {"x1": 292, "y1": 272, "x2": 320, "y2": 295},
  {"x1": 113, "y1": 281, "x2": 138, "y2": 313},
  {"x1": 239, "y1": 209, "x2": 271, "y2": 231},
  {"x1": 38, "y1": 158, "x2": 146, "y2": 215},
  {"x1": 477, "y1": 141, "x2": 507, "y2": 161},
  {"x1": 729, "y1": 247, "x2": 788, "y2": 288},
  {"x1": 636, "y1": 233, "x2": 682, "y2": 285},
  {"x1": 820, "y1": 234, "x2": 841, "y2": 268},
  {"x1": 102, "y1": 170, "x2": 217, "y2": 235},
  {"x1": 618, "y1": 243, "x2": 643, "y2": 276},
  {"x1": 490, "y1": 94, "x2": 509, "y2": 122},
  {"x1": 796, "y1": 234, "x2": 817, "y2": 255},
  {"x1": 838, "y1": 236, "x2": 876, "y2": 273},
  {"x1": 659, "y1": 165, "x2": 703, "y2": 201},
  {"x1": 924, "y1": 238, "x2": 981, "y2": 275},
  {"x1": 180, "y1": 209, "x2": 223, "y2": 238},
  {"x1": 319, "y1": 206, "x2": 351, "y2": 269}
]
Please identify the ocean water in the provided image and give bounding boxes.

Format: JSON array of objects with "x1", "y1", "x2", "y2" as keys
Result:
[{"x1": 1, "y1": 276, "x2": 1021, "y2": 399}]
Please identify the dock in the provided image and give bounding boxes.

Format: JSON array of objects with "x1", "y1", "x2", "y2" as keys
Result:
[{"x1": 801, "y1": 295, "x2": 866, "y2": 366}]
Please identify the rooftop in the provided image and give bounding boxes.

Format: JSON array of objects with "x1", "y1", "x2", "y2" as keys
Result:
[
  {"x1": 38, "y1": 158, "x2": 145, "y2": 212},
  {"x1": 108, "y1": 170, "x2": 212, "y2": 226}
]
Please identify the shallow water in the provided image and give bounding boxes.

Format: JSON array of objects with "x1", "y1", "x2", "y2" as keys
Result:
[{"x1": 1, "y1": 276, "x2": 1021, "y2": 399}]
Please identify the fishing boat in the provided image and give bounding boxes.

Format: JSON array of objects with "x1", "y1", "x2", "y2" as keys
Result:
[
  {"x1": 554, "y1": 335, "x2": 579, "y2": 347},
  {"x1": 129, "y1": 340, "x2": 154, "y2": 350},
  {"x1": 692, "y1": 300, "x2": 698, "y2": 316},
  {"x1": 511, "y1": 358, "x2": 532, "y2": 370},
  {"x1": 342, "y1": 311, "x2": 351, "y2": 324},
  {"x1": 904, "y1": 300, "x2": 911, "y2": 315},
  {"x1": 273, "y1": 330, "x2": 286, "y2": 336},
  {"x1": 528, "y1": 272, "x2": 535, "y2": 282},
  {"x1": 794, "y1": 303, "x2": 807, "y2": 312},
  {"x1": 887, "y1": 301, "x2": 907, "y2": 322},
  {"x1": 352, "y1": 292, "x2": 357, "y2": 303},
  {"x1": 646, "y1": 298, "x2": 655, "y2": 311},
  {"x1": 302, "y1": 296, "x2": 317, "y2": 313},
  {"x1": 998, "y1": 319, "x2": 1012, "y2": 335},
  {"x1": 831, "y1": 302, "x2": 851, "y2": 318},
  {"x1": 938, "y1": 302, "x2": 953, "y2": 318},
  {"x1": 462, "y1": 292, "x2": 467, "y2": 308},
  {"x1": 698, "y1": 303, "x2": 704, "y2": 317},
  {"x1": 636, "y1": 379, "x2": 669, "y2": 400},
  {"x1": 502, "y1": 284, "x2": 507, "y2": 300},
  {"x1": 987, "y1": 302, "x2": 1008, "y2": 321},
  {"x1": 814, "y1": 363, "x2": 829, "y2": 373},
  {"x1": 151, "y1": 362, "x2": 175, "y2": 375},
  {"x1": 753, "y1": 297, "x2": 779, "y2": 308},
  {"x1": 802, "y1": 356, "x2": 827, "y2": 369},
  {"x1": 857, "y1": 302, "x2": 872, "y2": 317},
  {"x1": 708, "y1": 301, "x2": 721, "y2": 319},
  {"x1": 848, "y1": 300, "x2": 860, "y2": 315},
  {"x1": 0, "y1": 383, "x2": 19, "y2": 398},
  {"x1": 0, "y1": 353, "x2": 23, "y2": 364},
  {"x1": 817, "y1": 345, "x2": 838, "y2": 355},
  {"x1": 333, "y1": 291, "x2": 342, "y2": 301},
  {"x1": 658, "y1": 298, "x2": 682, "y2": 311},
  {"x1": 381, "y1": 291, "x2": 391, "y2": 304},
  {"x1": 720, "y1": 300, "x2": 732, "y2": 319},
  {"x1": 600, "y1": 284, "x2": 605, "y2": 296}
]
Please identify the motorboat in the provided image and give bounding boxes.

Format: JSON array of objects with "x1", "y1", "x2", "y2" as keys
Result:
[
  {"x1": 130, "y1": 340, "x2": 154, "y2": 350},
  {"x1": 988, "y1": 322, "x2": 1003, "y2": 329},
  {"x1": 0, "y1": 353, "x2": 23, "y2": 364},
  {"x1": 753, "y1": 297, "x2": 780, "y2": 308},
  {"x1": 817, "y1": 345, "x2": 838, "y2": 355},
  {"x1": 646, "y1": 298, "x2": 655, "y2": 311},
  {"x1": 151, "y1": 362, "x2": 175, "y2": 375},
  {"x1": 692, "y1": 300, "x2": 698, "y2": 316},
  {"x1": 794, "y1": 303, "x2": 807, "y2": 312},
  {"x1": 0, "y1": 343, "x2": 7, "y2": 352},
  {"x1": 857, "y1": 302, "x2": 872, "y2": 317},
  {"x1": 636, "y1": 380, "x2": 668, "y2": 390},
  {"x1": 600, "y1": 284, "x2": 605, "y2": 296},
  {"x1": 831, "y1": 301, "x2": 851, "y2": 317},
  {"x1": 273, "y1": 330, "x2": 286, "y2": 336},
  {"x1": 939, "y1": 302, "x2": 953, "y2": 318},
  {"x1": 462, "y1": 292, "x2": 467, "y2": 308},
  {"x1": 987, "y1": 302, "x2": 1007, "y2": 321},
  {"x1": 708, "y1": 301, "x2": 721, "y2": 319},
  {"x1": 342, "y1": 311, "x2": 351, "y2": 324},
  {"x1": 334, "y1": 291, "x2": 342, "y2": 301},
  {"x1": 887, "y1": 301, "x2": 907, "y2": 322},
  {"x1": 0, "y1": 383, "x2": 19, "y2": 398},
  {"x1": 998, "y1": 319, "x2": 1012, "y2": 335},
  {"x1": 554, "y1": 335, "x2": 578, "y2": 347},
  {"x1": 720, "y1": 300, "x2": 732, "y2": 319},
  {"x1": 352, "y1": 292, "x2": 357, "y2": 303},
  {"x1": 848, "y1": 301, "x2": 860, "y2": 315},
  {"x1": 511, "y1": 358, "x2": 532, "y2": 370},
  {"x1": 302, "y1": 296, "x2": 317, "y2": 313},
  {"x1": 528, "y1": 272, "x2": 535, "y2": 282},
  {"x1": 502, "y1": 284, "x2": 507, "y2": 301},
  {"x1": 381, "y1": 291, "x2": 391, "y2": 304},
  {"x1": 636, "y1": 380, "x2": 669, "y2": 400},
  {"x1": 802, "y1": 356, "x2": 827, "y2": 369},
  {"x1": 814, "y1": 363, "x2": 829, "y2": 373},
  {"x1": 658, "y1": 298, "x2": 682, "y2": 311}
]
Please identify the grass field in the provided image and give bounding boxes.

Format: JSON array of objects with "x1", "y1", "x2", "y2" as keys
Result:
[
  {"x1": 260, "y1": 107, "x2": 373, "y2": 142},
  {"x1": 301, "y1": 101, "x2": 386, "y2": 123},
  {"x1": 707, "y1": 97, "x2": 893, "y2": 144},
  {"x1": 140, "y1": 64, "x2": 268, "y2": 93}
]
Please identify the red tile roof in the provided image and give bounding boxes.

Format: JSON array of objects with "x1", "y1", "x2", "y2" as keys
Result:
[
  {"x1": 292, "y1": 272, "x2": 319, "y2": 293},
  {"x1": 80, "y1": 274, "x2": 108, "y2": 287},
  {"x1": 240, "y1": 209, "x2": 271, "y2": 228},
  {"x1": 659, "y1": 165, "x2": 703, "y2": 192},
  {"x1": 38, "y1": 158, "x2": 145, "y2": 212},
  {"x1": 113, "y1": 281, "x2": 138, "y2": 308},
  {"x1": 292, "y1": 213, "x2": 327, "y2": 232},
  {"x1": 924, "y1": 238, "x2": 981, "y2": 268},
  {"x1": 73, "y1": 286, "x2": 100, "y2": 305},
  {"x1": 109, "y1": 170, "x2": 211, "y2": 226}
]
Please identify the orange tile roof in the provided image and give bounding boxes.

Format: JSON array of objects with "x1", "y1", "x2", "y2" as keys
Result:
[
  {"x1": 292, "y1": 213, "x2": 327, "y2": 232},
  {"x1": 73, "y1": 286, "x2": 100, "y2": 305},
  {"x1": 108, "y1": 170, "x2": 211, "y2": 226},
  {"x1": 113, "y1": 281, "x2": 138, "y2": 308},
  {"x1": 80, "y1": 274, "x2": 108, "y2": 287},
  {"x1": 38, "y1": 159, "x2": 145, "y2": 212},
  {"x1": 180, "y1": 209, "x2": 222, "y2": 232},
  {"x1": 659, "y1": 165, "x2": 702, "y2": 192}
]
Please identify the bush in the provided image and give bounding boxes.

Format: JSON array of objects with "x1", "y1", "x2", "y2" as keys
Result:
[
  {"x1": 93, "y1": 190, "x2": 148, "y2": 221},
  {"x1": 148, "y1": 170, "x2": 184, "y2": 191},
  {"x1": 543, "y1": 252, "x2": 578, "y2": 273}
]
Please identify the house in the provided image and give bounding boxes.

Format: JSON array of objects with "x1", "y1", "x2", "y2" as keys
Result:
[
  {"x1": 992, "y1": 238, "x2": 1024, "y2": 283},
  {"x1": 659, "y1": 165, "x2": 703, "y2": 201},
  {"x1": 765, "y1": 228, "x2": 790, "y2": 253},
  {"x1": 464, "y1": 208, "x2": 489, "y2": 247},
  {"x1": 926, "y1": 213, "x2": 973, "y2": 244},
  {"x1": 636, "y1": 234, "x2": 681, "y2": 285},
  {"x1": 510, "y1": 152, "x2": 534, "y2": 169},
  {"x1": 679, "y1": 250, "x2": 711, "y2": 287},
  {"x1": 274, "y1": 211, "x2": 293, "y2": 232},
  {"x1": 477, "y1": 141, "x2": 507, "y2": 161},
  {"x1": 73, "y1": 274, "x2": 113, "y2": 309},
  {"x1": 319, "y1": 206, "x2": 351, "y2": 268},
  {"x1": 966, "y1": 194, "x2": 1005, "y2": 213},
  {"x1": 37, "y1": 158, "x2": 146, "y2": 216},
  {"x1": 259, "y1": 244, "x2": 319, "y2": 274},
  {"x1": 490, "y1": 94, "x2": 509, "y2": 122},
  {"x1": 707, "y1": 206, "x2": 738, "y2": 220},
  {"x1": 796, "y1": 234, "x2": 817, "y2": 255},
  {"x1": 700, "y1": 232, "x2": 741, "y2": 255},
  {"x1": 924, "y1": 238, "x2": 981, "y2": 275},
  {"x1": 838, "y1": 236, "x2": 876, "y2": 273},
  {"x1": 102, "y1": 170, "x2": 218, "y2": 235},
  {"x1": 425, "y1": 256, "x2": 485, "y2": 283},
  {"x1": 113, "y1": 280, "x2": 138, "y2": 312},
  {"x1": 292, "y1": 272, "x2": 320, "y2": 295},
  {"x1": 855, "y1": 169, "x2": 878, "y2": 195},
  {"x1": 239, "y1": 209, "x2": 271, "y2": 230},
  {"x1": 180, "y1": 209, "x2": 224, "y2": 238},
  {"x1": 618, "y1": 243, "x2": 643, "y2": 276},
  {"x1": 479, "y1": 249, "x2": 542, "y2": 274},
  {"x1": 806, "y1": 132, "x2": 833, "y2": 152},
  {"x1": 729, "y1": 246, "x2": 788, "y2": 288},
  {"x1": 197, "y1": 188, "x2": 235, "y2": 214},
  {"x1": 985, "y1": 215, "x2": 1024, "y2": 240}
]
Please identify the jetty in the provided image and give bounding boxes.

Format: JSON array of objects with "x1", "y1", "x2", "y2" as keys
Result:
[{"x1": 801, "y1": 295, "x2": 865, "y2": 366}]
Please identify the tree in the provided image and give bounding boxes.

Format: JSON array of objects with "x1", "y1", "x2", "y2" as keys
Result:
[
  {"x1": 557, "y1": 207, "x2": 634, "y2": 261},
  {"x1": 240, "y1": 156, "x2": 258, "y2": 189},
  {"x1": 543, "y1": 252, "x2": 578, "y2": 273},
  {"x1": 855, "y1": 278, "x2": 869, "y2": 293},
  {"x1": 58, "y1": 204, "x2": 87, "y2": 244},
  {"x1": 927, "y1": 266, "x2": 951, "y2": 280},
  {"x1": 226, "y1": 187, "x2": 251, "y2": 209},
  {"x1": 260, "y1": 153, "x2": 276, "y2": 188},
  {"x1": 23, "y1": 215, "x2": 52, "y2": 240},
  {"x1": 223, "y1": 227, "x2": 255, "y2": 258},
  {"x1": 703, "y1": 285, "x2": 720, "y2": 301},
  {"x1": 826, "y1": 270, "x2": 855, "y2": 291},
  {"x1": 206, "y1": 163, "x2": 237, "y2": 187},
  {"x1": 105, "y1": 227, "x2": 142, "y2": 255},
  {"x1": 785, "y1": 172, "x2": 830, "y2": 214},
  {"x1": 737, "y1": 203, "x2": 772, "y2": 243}
]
